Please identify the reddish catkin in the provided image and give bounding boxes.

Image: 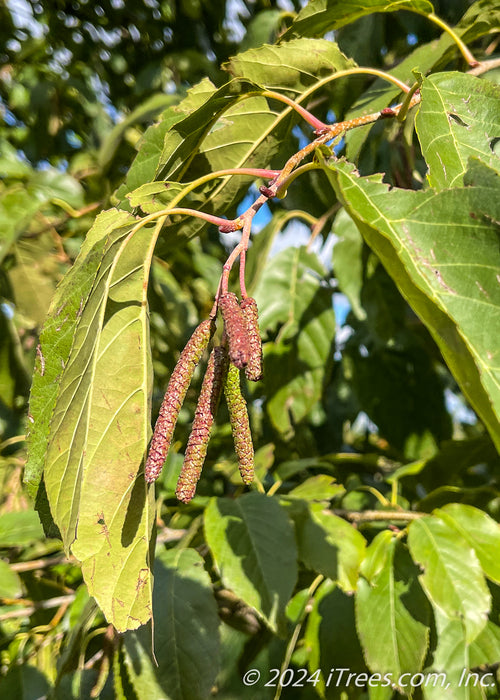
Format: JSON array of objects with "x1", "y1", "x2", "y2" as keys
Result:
[
  {"x1": 219, "y1": 292, "x2": 250, "y2": 370},
  {"x1": 144, "y1": 318, "x2": 213, "y2": 483},
  {"x1": 240, "y1": 297, "x2": 262, "y2": 382},
  {"x1": 224, "y1": 363, "x2": 254, "y2": 485},
  {"x1": 176, "y1": 346, "x2": 228, "y2": 503}
]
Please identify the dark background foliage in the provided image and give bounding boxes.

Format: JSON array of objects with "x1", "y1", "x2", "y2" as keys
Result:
[{"x1": 1, "y1": 0, "x2": 499, "y2": 697}]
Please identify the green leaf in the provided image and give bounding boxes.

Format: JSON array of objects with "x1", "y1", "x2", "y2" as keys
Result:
[
  {"x1": 254, "y1": 246, "x2": 328, "y2": 337},
  {"x1": 283, "y1": 0, "x2": 434, "y2": 40},
  {"x1": 469, "y1": 620, "x2": 500, "y2": 669},
  {"x1": 422, "y1": 608, "x2": 495, "y2": 700},
  {"x1": 98, "y1": 93, "x2": 178, "y2": 170},
  {"x1": 455, "y1": 0, "x2": 500, "y2": 44},
  {"x1": 332, "y1": 208, "x2": 366, "y2": 320},
  {"x1": 25, "y1": 209, "x2": 138, "y2": 498},
  {"x1": 204, "y1": 492, "x2": 297, "y2": 632},
  {"x1": 0, "y1": 188, "x2": 42, "y2": 266},
  {"x1": 254, "y1": 246, "x2": 335, "y2": 435},
  {"x1": 344, "y1": 13, "x2": 500, "y2": 162},
  {"x1": 0, "y1": 666, "x2": 51, "y2": 700},
  {"x1": 0, "y1": 510, "x2": 44, "y2": 547},
  {"x1": 296, "y1": 504, "x2": 366, "y2": 591},
  {"x1": 356, "y1": 533, "x2": 431, "y2": 684},
  {"x1": 287, "y1": 474, "x2": 345, "y2": 502},
  {"x1": 304, "y1": 579, "x2": 367, "y2": 698},
  {"x1": 416, "y1": 73, "x2": 500, "y2": 190},
  {"x1": 126, "y1": 549, "x2": 220, "y2": 700},
  {"x1": 323, "y1": 157, "x2": 500, "y2": 451},
  {"x1": 436, "y1": 504, "x2": 500, "y2": 585},
  {"x1": 126, "y1": 181, "x2": 187, "y2": 214},
  {"x1": 344, "y1": 40, "x2": 443, "y2": 163},
  {"x1": 407, "y1": 515, "x2": 490, "y2": 643},
  {"x1": 8, "y1": 234, "x2": 61, "y2": 326},
  {"x1": 342, "y1": 265, "x2": 452, "y2": 455},
  {"x1": 124, "y1": 79, "x2": 286, "y2": 243},
  {"x1": 27, "y1": 210, "x2": 157, "y2": 631},
  {"x1": 239, "y1": 9, "x2": 284, "y2": 51},
  {"x1": 224, "y1": 38, "x2": 356, "y2": 95},
  {"x1": 0, "y1": 560, "x2": 22, "y2": 598},
  {"x1": 245, "y1": 211, "x2": 292, "y2": 296},
  {"x1": 0, "y1": 165, "x2": 82, "y2": 264},
  {"x1": 116, "y1": 79, "x2": 216, "y2": 199}
]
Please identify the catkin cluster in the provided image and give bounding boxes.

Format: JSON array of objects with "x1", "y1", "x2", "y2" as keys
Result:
[{"x1": 144, "y1": 294, "x2": 263, "y2": 503}]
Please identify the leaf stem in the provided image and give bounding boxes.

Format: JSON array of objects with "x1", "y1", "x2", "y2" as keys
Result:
[
  {"x1": 418, "y1": 11, "x2": 478, "y2": 66},
  {"x1": 396, "y1": 81, "x2": 421, "y2": 123},
  {"x1": 275, "y1": 162, "x2": 322, "y2": 198},
  {"x1": 262, "y1": 89, "x2": 329, "y2": 131},
  {"x1": 164, "y1": 167, "x2": 281, "y2": 210},
  {"x1": 273, "y1": 574, "x2": 324, "y2": 700}
]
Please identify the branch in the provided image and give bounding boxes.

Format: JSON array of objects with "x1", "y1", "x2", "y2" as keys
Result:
[{"x1": 333, "y1": 509, "x2": 425, "y2": 523}]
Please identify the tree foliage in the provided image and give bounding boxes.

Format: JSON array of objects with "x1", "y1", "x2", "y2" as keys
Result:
[{"x1": 1, "y1": 0, "x2": 500, "y2": 698}]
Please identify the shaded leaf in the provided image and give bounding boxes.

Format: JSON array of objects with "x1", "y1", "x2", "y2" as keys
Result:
[
  {"x1": 282, "y1": 0, "x2": 434, "y2": 40},
  {"x1": 356, "y1": 533, "x2": 431, "y2": 684},
  {"x1": 98, "y1": 93, "x2": 178, "y2": 170},
  {"x1": 304, "y1": 579, "x2": 367, "y2": 699},
  {"x1": 254, "y1": 246, "x2": 335, "y2": 435},
  {"x1": 332, "y1": 208, "x2": 366, "y2": 320},
  {"x1": 323, "y1": 157, "x2": 500, "y2": 451},
  {"x1": 0, "y1": 510, "x2": 44, "y2": 547},
  {"x1": 204, "y1": 492, "x2": 297, "y2": 632},
  {"x1": 296, "y1": 504, "x2": 366, "y2": 591},
  {"x1": 0, "y1": 560, "x2": 22, "y2": 598},
  {"x1": 126, "y1": 549, "x2": 220, "y2": 700}
]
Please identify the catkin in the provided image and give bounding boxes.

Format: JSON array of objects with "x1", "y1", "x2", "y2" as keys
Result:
[
  {"x1": 176, "y1": 346, "x2": 228, "y2": 502},
  {"x1": 219, "y1": 292, "x2": 250, "y2": 370},
  {"x1": 145, "y1": 318, "x2": 213, "y2": 483},
  {"x1": 240, "y1": 297, "x2": 262, "y2": 382},
  {"x1": 224, "y1": 363, "x2": 254, "y2": 485}
]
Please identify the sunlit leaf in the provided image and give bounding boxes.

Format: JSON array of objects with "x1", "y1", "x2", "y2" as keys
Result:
[
  {"x1": 225, "y1": 38, "x2": 356, "y2": 95},
  {"x1": 436, "y1": 503, "x2": 500, "y2": 584},
  {"x1": 27, "y1": 210, "x2": 157, "y2": 631},
  {"x1": 408, "y1": 515, "x2": 490, "y2": 643},
  {"x1": 416, "y1": 72, "x2": 500, "y2": 190}
]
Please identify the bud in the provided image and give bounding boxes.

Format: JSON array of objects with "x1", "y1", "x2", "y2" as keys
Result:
[
  {"x1": 145, "y1": 319, "x2": 213, "y2": 483},
  {"x1": 176, "y1": 346, "x2": 228, "y2": 502},
  {"x1": 224, "y1": 363, "x2": 254, "y2": 485},
  {"x1": 240, "y1": 297, "x2": 262, "y2": 382},
  {"x1": 219, "y1": 292, "x2": 250, "y2": 370}
]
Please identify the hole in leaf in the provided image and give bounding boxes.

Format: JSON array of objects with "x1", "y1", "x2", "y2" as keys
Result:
[
  {"x1": 448, "y1": 113, "x2": 469, "y2": 128},
  {"x1": 448, "y1": 112, "x2": 470, "y2": 129},
  {"x1": 490, "y1": 137, "x2": 500, "y2": 156}
]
